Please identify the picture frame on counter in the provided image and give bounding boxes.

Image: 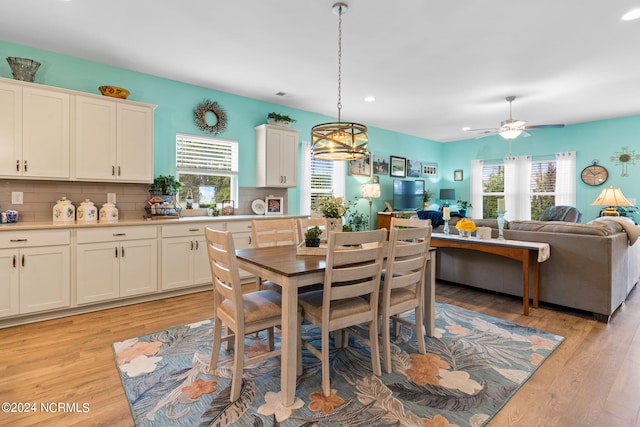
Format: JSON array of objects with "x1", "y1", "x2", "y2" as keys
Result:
[{"x1": 265, "y1": 196, "x2": 284, "y2": 215}]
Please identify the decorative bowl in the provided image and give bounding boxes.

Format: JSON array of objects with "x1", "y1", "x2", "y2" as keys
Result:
[
  {"x1": 99, "y1": 85, "x2": 130, "y2": 99},
  {"x1": 6, "y1": 57, "x2": 41, "y2": 82}
]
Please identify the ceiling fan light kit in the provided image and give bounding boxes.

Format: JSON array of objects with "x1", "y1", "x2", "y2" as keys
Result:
[{"x1": 311, "y1": 2, "x2": 369, "y2": 161}]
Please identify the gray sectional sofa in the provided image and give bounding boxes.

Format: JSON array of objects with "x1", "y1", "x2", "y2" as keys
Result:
[{"x1": 428, "y1": 216, "x2": 640, "y2": 322}]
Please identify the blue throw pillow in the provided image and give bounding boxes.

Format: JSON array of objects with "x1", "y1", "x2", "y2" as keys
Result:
[{"x1": 416, "y1": 210, "x2": 444, "y2": 227}]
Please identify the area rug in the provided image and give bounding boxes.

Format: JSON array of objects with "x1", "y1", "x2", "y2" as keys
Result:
[{"x1": 113, "y1": 302, "x2": 564, "y2": 426}]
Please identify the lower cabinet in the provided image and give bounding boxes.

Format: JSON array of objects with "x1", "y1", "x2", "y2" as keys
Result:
[
  {"x1": 76, "y1": 227, "x2": 158, "y2": 304},
  {"x1": 0, "y1": 230, "x2": 70, "y2": 318},
  {"x1": 161, "y1": 222, "x2": 223, "y2": 290}
]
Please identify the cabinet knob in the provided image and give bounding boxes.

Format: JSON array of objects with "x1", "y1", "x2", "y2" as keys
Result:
[
  {"x1": 16, "y1": 160, "x2": 19, "y2": 172},
  {"x1": 12, "y1": 255, "x2": 16, "y2": 268},
  {"x1": 21, "y1": 254, "x2": 25, "y2": 267},
  {"x1": 24, "y1": 160, "x2": 27, "y2": 172},
  {"x1": 118, "y1": 166, "x2": 121, "y2": 176},
  {"x1": 112, "y1": 166, "x2": 115, "y2": 176},
  {"x1": 190, "y1": 241, "x2": 194, "y2": 251},
  {"x1": 10, "y1": 239, "x2": 27, "y2": 243}
]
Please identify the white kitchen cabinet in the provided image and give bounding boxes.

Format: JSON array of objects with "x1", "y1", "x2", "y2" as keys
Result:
[
  {"x1": 161, "y1": 223, "x2": 221, "y2": 290},
  {"x1": 0, "y1": 230, "x2": 70, "y2": 318},
  {"x1": 74, "y1": 96, "x2": 154, "y2": 182},
  {"x1": 225, "y1": 220, "x2": 254, "y2": 281},
  {"x1": 255, "y1": 124, "x2": 299, "y2": 188},
  {"x1": 76, "y1": 227, "x2": 158, "y2": 304},
  {"x1": 0, "y1": 81, "x2": 70, "y2": 179}
]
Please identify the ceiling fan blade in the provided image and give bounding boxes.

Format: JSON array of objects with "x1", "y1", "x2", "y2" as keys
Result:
[
  {"x1": 521, "y1": 131, "x2": 531, "y2": 138},
  {"x1": 524, "y1": 124, "x2": 565, "y2": 130},
  {"x1": 464, "y1": 127, "x2": 499, "y2": 132}
]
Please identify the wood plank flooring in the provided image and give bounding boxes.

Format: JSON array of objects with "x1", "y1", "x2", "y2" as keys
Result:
[{"x1": 0, "y1": 281, "x2": 639, "y2": 427}]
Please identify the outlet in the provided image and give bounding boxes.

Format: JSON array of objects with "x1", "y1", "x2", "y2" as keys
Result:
[
  {"x1": 107, "y1": 193, "x2": 117, "y2": 204},
  {"x1": 11, "y1": 192, "x2": 23, "y2": 205}
]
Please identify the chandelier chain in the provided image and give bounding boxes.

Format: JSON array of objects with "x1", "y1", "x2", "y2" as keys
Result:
[{"x1": 336, "y1": 4, "x2": 343, "y2": 121}]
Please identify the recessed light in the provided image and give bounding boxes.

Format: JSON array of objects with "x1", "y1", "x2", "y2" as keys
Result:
[
  {"x1": 622, "y1": 9, "x2": 640, "y2": 20},
  {"x1": 364, "y1": 96, "x2": 375, "y2": 102},
  {"x1": 462, "y1": 126, "x2": 471, "y2": 131}
]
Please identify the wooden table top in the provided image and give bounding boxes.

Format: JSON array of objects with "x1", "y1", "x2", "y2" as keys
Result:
[{"x1": 236, "y1": 245, "x2": 326, "y2": 277}]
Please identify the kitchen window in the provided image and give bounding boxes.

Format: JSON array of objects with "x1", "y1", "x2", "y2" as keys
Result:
[
  {"x1": 175, "y1": 133, "x2": 238, "y2": 208},
  {"x1": 300, "y1": 141, "x2": 345, "y2": 215}
]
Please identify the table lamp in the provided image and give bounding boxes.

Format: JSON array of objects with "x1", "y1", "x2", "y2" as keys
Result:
[
  {"x1": 591, "y1": 186, "x2": 632, "y2": 216},
  {"x1": 440, "y1": 189, "x2": 455, "y2": 207},
  {"x1": 361, "y1": 183, "x2": 381, "y2": 230}
]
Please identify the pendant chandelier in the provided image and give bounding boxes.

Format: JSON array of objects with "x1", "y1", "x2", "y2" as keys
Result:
[{"x1": 311, "y1": 2, "x2": 368, "y2": 161}]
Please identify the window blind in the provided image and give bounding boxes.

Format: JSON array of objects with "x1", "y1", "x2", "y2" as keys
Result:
[{"x1": 176, "y1": 133, "x2": 238, "y2": 174}]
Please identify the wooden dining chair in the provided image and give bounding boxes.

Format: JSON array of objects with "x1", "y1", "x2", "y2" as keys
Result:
[
  {"x1": 297, "y1": 217, "x2": 327, "y2": 244},
  {"x1": 298, "y1": 228, "x2": 386, "y2": 397},
  {"x1": 205, "y1": 226, "x2": 300, "y2": 402},
  {"x1": 379, "y1": 217, "x2": 432, "y2": 373},
  {"x1": 251, "y1": 218, "x2": 298, "y2": 292}
]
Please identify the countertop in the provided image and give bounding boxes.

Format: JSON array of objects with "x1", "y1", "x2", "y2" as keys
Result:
[{"x1": 0, "y1": 214, "x2": 308, "y2": 232}]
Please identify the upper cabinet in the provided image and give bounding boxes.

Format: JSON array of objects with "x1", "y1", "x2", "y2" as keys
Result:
[
  {"x1": 0, "y1": 81, "x2": 70, "y2": 179},
  {"x1": 0, "y1": 77, "x2": 155, "y2": 183},
  {"x1": 255, "y1": 124, "x2": 299, "y2": 188},
  {"x1": 75, "y1": 96, "x2": 154, "y2": 182}
]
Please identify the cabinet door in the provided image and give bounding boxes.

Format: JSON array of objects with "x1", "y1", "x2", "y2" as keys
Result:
[
  {"x1": 22, "y1": 87, "x2": 70, "y2": 179},
  {"x1": 74, "y1": 96, "x2": 117, "y2": 180},
  {"x1": 161, "y1": 236, "x2": 195, "y2": 290},
  {"x1": 76, "y1": 242, "x2": 120, "y2": 304},
  {"x1": 117, "y1": 103, "x2": 154, "y2": 182},
  {"x1": 0, "y1": 82, "x2": 22, "y2": 177},
  {"x1": 279, "y1": 129, "x2": 298, "y2": 186},
  {"x1": 20, "y1": 246, "x2": 70, "y2": 313},
  {"x1": 120, "y1": 239, "x2": 158, "y2": 297},
  {"x1": 193, "y1": 236, "x2": 212, "y2": 286},
  {"x1": 264, "y1": 128, "x2": 285, "y2": 186},
  {"x1": 0, "y1": 249, "x2": 20, "y2": 317}
]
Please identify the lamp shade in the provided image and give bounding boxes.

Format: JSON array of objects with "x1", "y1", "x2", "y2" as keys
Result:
[
  {"x1": 498, "y1": 128, "x2": 523, "y2": 140},
  {"x1": 440, "y1": 189, "x2": 456, "y2": 200},
  {"x1": 361, "y1": 183, "x2": 381, "y2": 199},
  {"x1": 591, "y1": 187, "x2": 632, "y2": 207}
]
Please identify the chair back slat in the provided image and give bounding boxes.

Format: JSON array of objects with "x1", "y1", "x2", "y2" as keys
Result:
[
  {"x1": 252, "y1": 219, "x2": 298, "y2": 247},
  {"x1": 205, "y1": 227, "x2": 242, "y2": 314}
]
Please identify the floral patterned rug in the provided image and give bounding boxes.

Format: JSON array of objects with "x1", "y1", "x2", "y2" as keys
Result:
[{"x1": 112, "y1": 302, "x2": 564, "y2": 426}]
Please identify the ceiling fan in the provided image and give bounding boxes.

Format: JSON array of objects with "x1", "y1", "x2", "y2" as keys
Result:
[{"x1": 464, "y1": 96, "x2": 565, "y2": 140}]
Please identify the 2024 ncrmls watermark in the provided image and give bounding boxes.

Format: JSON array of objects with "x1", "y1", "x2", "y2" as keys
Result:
[{"x1": 2, "y1": 401, "x2": 90, "y2": 413}]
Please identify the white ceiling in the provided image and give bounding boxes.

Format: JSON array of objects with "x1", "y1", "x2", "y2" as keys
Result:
[{"x1": 2, "y1": 0, "x2": 640, "y2": 142}]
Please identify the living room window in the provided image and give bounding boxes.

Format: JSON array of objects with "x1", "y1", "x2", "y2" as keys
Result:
[
  {"x1": 471, "y1": 151, "x2": 575, "y2": 220},
  {"x1": 175, "y1": 133, "x2": 238, "y2": 208},
  {"x1": 300, "y1": 141, "x2": 345, "y2": 215}
]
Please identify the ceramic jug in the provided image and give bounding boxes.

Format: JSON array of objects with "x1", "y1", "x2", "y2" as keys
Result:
[
  {"x1": 99, "y1": 202, "x2": 119, "y2": 223},
  {"x1": 77, "y1": 199, "x2": 98, "y2": 224},
  {"x1": 53, "y1": 197, "x2": 75, "y2": 224}
]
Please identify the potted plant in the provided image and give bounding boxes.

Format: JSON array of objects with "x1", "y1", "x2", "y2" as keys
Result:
[
  {"x1": 149, "y1": 175, "x2": 183, "y2": 195},
  {"x1": 457, "y1": 199, "x2": 472, "y2": 217},
  {"x1": 267, "y1": 112, "x2": 297, "y2": 127},
  {"x1": 304, "y1": 226, "x2": 322, "y2": 247},
  {"x1": 423, "y1": 189, "x2": 435, "y2": 209}
]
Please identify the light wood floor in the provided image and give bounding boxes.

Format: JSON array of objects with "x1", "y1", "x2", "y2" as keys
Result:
[{"x1": 1, "y1": 281, "x2": 639, "y2": 427}]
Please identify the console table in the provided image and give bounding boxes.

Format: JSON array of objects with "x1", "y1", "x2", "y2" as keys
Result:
[
  {"x1": 376, "y1": 211, "x2": 416, "y2": 230},
  {"x1": 430, "y1": 234, "x2": 550, "y2": 315}
]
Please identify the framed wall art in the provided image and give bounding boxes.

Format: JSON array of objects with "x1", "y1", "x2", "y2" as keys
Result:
[
  {"x1": 454, "y1": 169, "x2": 464, "y2": 181},
  {"x1": 407, "y1": 159, "x2": 421, "y2": 177},
  {"x1": 373, "y1": 154, "x2": 389, "y2": 175},
  {"x1": 390, "y1": 156, "x2": 407, "y2": 178},
  {"x1": 348, "y1": 153, "x2": 371, "y2": 177},
  {"x1": 265, "y1": 196, "x2": 284, "y2": 215},
  {"x1": 422, "y1": 162, "x2": 438, "y2": 177}
]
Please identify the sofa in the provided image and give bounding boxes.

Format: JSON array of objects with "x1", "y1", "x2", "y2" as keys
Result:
[{"x1": 422, "y1": 214, "x2": 640, "y2": 322}]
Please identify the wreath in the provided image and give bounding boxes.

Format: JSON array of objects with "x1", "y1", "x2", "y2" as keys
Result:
[{"x1": 193, "y1": 100, "x2": 227, "y2": 134}]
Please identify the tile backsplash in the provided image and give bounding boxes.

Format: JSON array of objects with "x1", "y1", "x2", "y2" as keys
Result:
[{"x1": 0, "y1": 179, "x2": 288, "y2": 222}]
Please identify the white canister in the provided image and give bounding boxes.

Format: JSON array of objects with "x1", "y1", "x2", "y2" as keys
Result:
[
  {"x1": 99, "y1": 202, "x2": 119, "y2": 223},
  {"x1": 53, "y1": 197, "x2": 75, "y2": 224},
  {"x1": 77, "y1": 199, "x2": 98, "y2": 224}
]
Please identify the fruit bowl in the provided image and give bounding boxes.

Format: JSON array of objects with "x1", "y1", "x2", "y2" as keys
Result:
[{"x1": 98, "y1": 85, "x2": 130, "y2": 99}]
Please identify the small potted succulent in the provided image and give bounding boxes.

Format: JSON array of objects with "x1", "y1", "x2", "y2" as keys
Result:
[
  {"x1": 304, "y1": 226, "x2": 322, "y2": 247},
  {"x1": 267, "y1": 112, "x2": 297, "y2": 127}
]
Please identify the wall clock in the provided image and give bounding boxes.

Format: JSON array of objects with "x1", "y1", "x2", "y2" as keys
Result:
[
  {"x1": 194, "y1": 100, "x2": 227, "y2": 134},
  {"x1": 580, "y1": 161, "x2": 608, "y2": 186}
]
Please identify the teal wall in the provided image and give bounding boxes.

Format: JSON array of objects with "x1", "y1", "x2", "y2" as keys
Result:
[{"x1": 2, "y1": 39, "x2": 639, "y2": 221}]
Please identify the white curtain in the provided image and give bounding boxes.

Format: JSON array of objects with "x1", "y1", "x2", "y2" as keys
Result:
[
  {"x1": 470, "y1": 159, "x2": 484, "y2": 218},
  {"x1": 300, "y1": 141, "x2": 312, "y2": 215},
  {"x1": 504, "y1": 155, "x2": 531, "y2": 220},
  {"x1": 555, "y1": 151, "x2": 576, "y2": 206}
]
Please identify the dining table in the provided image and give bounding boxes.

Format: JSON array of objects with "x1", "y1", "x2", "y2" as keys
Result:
[{"x1": 235, "y1": 244, "x2": 437, "y2": 407}]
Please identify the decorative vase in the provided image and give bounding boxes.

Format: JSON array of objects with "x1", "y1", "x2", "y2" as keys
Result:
[
  {"x1": 459, "y1": 230, "x2": 470, "y2": 238},
  {"x1": 459, "y1": 209, "x2": 467, "y2": 218},
  {"x1": 6, "y1": 57, "x2": 41, "y2": 82},
  {"x1": 497, "y1": 212, "x2": 506, "y2": 240},
  {"x1": 99, "y1": 202, "x2": 119, "y2": 223},
  {"x1": 53, "y1": 197, "x2": 75, "y2": 224},
  {"x1": 326, "y1": 217, "x2": 342, "y2": 233}
]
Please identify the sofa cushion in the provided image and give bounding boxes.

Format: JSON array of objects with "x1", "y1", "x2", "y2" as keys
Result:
[{"x1": 508, "y1": 220, "x2": 622, "y2": 235}]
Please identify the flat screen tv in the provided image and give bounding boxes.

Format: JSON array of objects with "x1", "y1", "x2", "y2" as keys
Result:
[{"x1": 393, "y1": 179, "x2": 424, "y2": 211}]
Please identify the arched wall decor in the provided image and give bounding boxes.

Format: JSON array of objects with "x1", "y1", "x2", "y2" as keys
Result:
[{"x1": 194, "y1": 100, "x2": 227, "y2": 134}]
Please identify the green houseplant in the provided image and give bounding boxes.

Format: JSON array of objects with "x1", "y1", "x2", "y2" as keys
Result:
[
  {"x1": 304, "y1": 226, "x2": 322, "y2": 247},
  {"x1": 267, "y1": 112, "x2": 297, "y2": 126},
  {"x1": 149, "y1": 175, "x2": 183, "y2": 195}
]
